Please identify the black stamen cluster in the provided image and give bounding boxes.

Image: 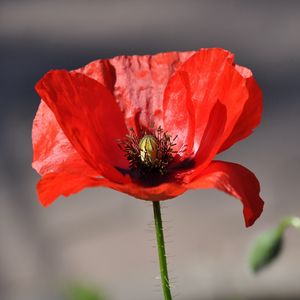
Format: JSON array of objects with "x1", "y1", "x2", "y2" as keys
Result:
[{"x1": 119, "y1": 127, "x2": 177, "y2": 180}]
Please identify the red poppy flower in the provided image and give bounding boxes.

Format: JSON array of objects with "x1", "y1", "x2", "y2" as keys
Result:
[{"x1": 33, "y1": 48, "x2": 264, "y2": 227}]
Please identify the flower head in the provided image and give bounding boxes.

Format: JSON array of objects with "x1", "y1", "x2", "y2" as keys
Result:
[{"x1": 33, "y1": 48, "x2": 264, "y2": 227}]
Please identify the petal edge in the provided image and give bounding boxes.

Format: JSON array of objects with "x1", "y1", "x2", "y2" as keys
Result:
[{"x1": 186, "y1": 161, "x2": 264, "y2": 227}]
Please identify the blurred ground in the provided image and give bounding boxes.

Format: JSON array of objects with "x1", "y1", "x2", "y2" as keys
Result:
[{"x1": 1, "y1": 1, "x2": 300, "y2": 299}]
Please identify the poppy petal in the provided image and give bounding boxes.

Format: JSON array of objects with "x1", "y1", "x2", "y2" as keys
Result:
[
  {"x1": 77, "y1": 51, "x2": 195, "y2": 133},
  {"x1": 38, "y1": 171, "x2": 186, "y2": 206},
  {"x1": 102, "y1": 180, "x2": 187, "y2": 201},
  {"x1": 75, "y1": 59, "x2": 116, "y2": 92},
  {"x1": 218, "y1": 66, "x2": 263, "y2": 152},
  {"x1": 37, "y1": 172, "x2": 107, "y2": 207},
  {"x1": 193, "y1": 100, "x2": 227, "y2": 166},
  {"x1": 35, "y1": 70, "x2": 128, "y2": 183},
  {"x1": 163, "y1": 48, "x2": 249, "y2": 166},
  {"x1": 186, "y1": 160, "x2": 264, "y2": 227},
  {"x1": 32, "y1": 101, "x2": 98, "y2": 177}
]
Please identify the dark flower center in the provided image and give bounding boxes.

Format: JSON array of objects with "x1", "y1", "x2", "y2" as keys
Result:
[{"x1": 119, "y1": 127, "x2": 177, "y2": 185}]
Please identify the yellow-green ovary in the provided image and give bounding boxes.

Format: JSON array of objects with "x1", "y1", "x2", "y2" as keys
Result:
[{"x1": 139, "y1": 135, "x2": 158, "y2": 164}]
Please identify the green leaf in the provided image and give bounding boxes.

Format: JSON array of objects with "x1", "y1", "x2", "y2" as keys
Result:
[
  {"x1": 249, "y1": 228, "x2": 283, "y2": 273},
  {"x1": 65, "y1": 283, "x2": 106, "y2": 300}
]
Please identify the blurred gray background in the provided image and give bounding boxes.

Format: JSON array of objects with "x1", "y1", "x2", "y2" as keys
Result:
[{"x1": 1, "y1": 1, "x2": 300, "y2": 299}]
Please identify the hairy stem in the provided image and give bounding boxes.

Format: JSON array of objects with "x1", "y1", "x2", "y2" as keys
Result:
[{"x1": 152, "y1": 201, "x2": 172, "y2": 300}]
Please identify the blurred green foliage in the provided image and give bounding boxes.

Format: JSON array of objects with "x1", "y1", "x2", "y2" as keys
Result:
[
  {"x1": 249, "y1": 216, "x2": 300, "y2": 273},
  {"x1": 65, "y1": 283, "x2": 106, "y2": 300},
  {"x1": 249, "y1": 228, "x2": 283, "y2": 273}
]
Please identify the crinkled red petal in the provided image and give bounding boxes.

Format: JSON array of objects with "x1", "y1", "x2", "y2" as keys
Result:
[
  {"x1": 77, "y1": 51, "x2": 195, "y2": 133},
  {"x1": 192, "y1": 100, "x2": 227, "y2": 166},
  {"x1": 100, "y1": 180, "x2": 187, "y2": 201},
  {"x1": 163, "y1": 48, "x2": 232, "y2": 157},
  {"x1": 218, "y1": 65, "x2": 263, "y2": 152},
  {"x1": 35, "y1": 70, "x2": 129, "y2": 183},
  {"x1": 38, "y1": 172, "x2": 186, "y2": 206},
  {"x1": 164, "y1": 48, "x2": 249, "y2": 169},
  {"x1": 37, "y1": 172, "x2": 108, "y2": 207},
  {"x1": 186, "y1": 160, "x2": 264, "y2": 227},
  {"x1": 32, "y1": 101, "x2": 98, "y2": 177}
]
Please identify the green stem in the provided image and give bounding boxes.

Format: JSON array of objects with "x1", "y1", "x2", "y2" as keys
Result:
[
  {"x1": 278, "y1": 216, "x2": 300, "y2": 234},
  {"x1": 152, "y1": 201, "x2": 172, "y2": 300}
]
